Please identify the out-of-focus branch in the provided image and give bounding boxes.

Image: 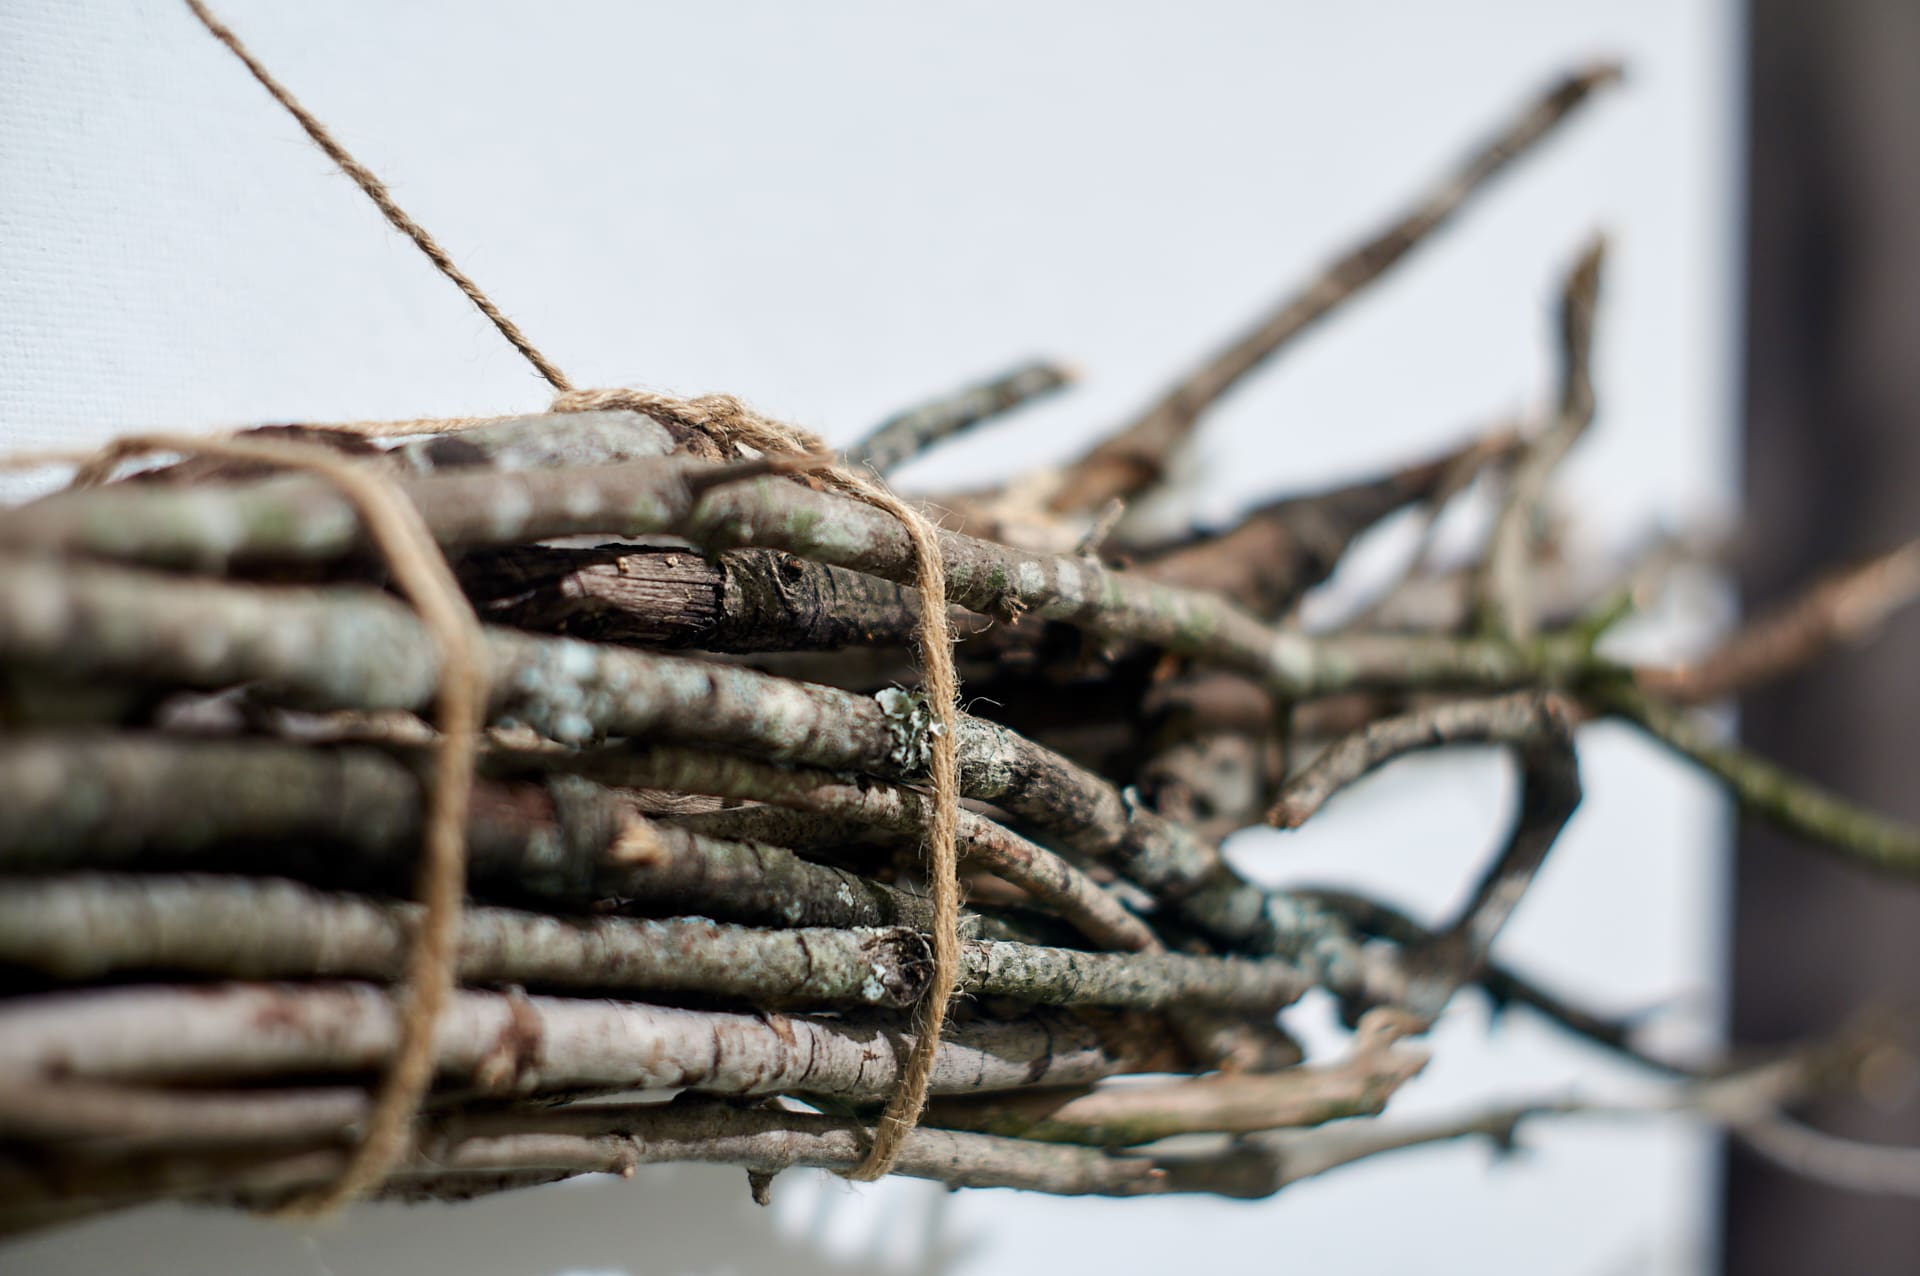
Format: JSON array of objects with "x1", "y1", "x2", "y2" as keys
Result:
[
  {"x1": 1299, "y1": 887, "x2": 1698, "y2": 1076},
  {"x1": 1042, "y1": 64, "x2": 1622, "y2": 515},
  {"x1": 1592, "y1": 680, "x2": 1920, "y2": 875},
  {"x1": 1476, "y1": 235, "x2": 1607, "y2": 639},
  {"x1": 1638, "y1": 536, "x2": 1920, "y2": 704},
  {"x1": 847, "y1": 360, "x2": 1076, "y2": 475},
  {"x1": 1139, "y1": 430, "x2": 1521, "y2": 617},
  {"x1": 1269, "y1": 691, "x2": 1572, "y2": 827},
  {"x1": 1408, "y1": 724, "x2": 1582, "y2": 1010},
  {"x1": 924, "y1": 1008, "x2": 1425, "y2": 1145}
]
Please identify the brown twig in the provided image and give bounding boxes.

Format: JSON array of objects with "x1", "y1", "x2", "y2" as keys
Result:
[
  {"x1": 1475, "y1": 235, "x2": 1607, "y2": 639},
  {"x1": 1638, "y1": 536, "x2": 1920, "y2": 704},
  {"x1": 1043, "y1": 64, "x2": 1622, "y2": 514},
  {"x1": 847, "y1": 360, "x2": 1077, "y2": 474},
  {"x1": 925, "y1": 1008, "x2": 1426, "y2": 1145},
  {"x1": 0, "y1": 983, "x2": 1176, "y2": 1099},
  {"x1": 1270, "y1": 691, "x2": 1572, "y2": 827}
]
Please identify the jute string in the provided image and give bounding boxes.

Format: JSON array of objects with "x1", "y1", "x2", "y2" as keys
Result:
[
  {"x1": 547, "y1": 387, "x2": 962, "y2": 1181},
  {"x1": 131, "y1": 0, "x2": 963, "y2": 1193},
  {"x1": 73, "y1": 433, "x2": 489, "y2": 1216}
]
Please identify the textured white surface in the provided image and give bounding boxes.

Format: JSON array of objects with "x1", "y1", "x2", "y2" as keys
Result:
[{"x1": 0, "y1": 2, "x2": 1739, "y2": 1272}]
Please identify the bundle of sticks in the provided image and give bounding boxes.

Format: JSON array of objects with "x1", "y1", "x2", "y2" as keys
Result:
[{"x1": 4, "y1": 50, "x2": 1920, "y2": 1240}]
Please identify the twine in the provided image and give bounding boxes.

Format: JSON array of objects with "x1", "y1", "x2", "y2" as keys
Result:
[
  {"x1": 183, "y1": 0, "x2": 570, "y2": 393},
  {"x1": 549, "y1": 387, "x2": 961, "y2": 1179},
  {"x1": 70, "y1": 434, "x2": 489, "y2": 1216}
]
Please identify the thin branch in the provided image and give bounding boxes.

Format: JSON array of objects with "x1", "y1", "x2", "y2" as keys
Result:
[
  {"x1": 1409, "y1": 723, "x2": 1582, "y2": 1009},
  {"x1": 550, "y1": 743, "x2": 1163, "y2": 955},
  {"x1": 1137, "y1": 431, "x2": 1521, "y2": 616},
  {"x1": 0, "y1": 1082, "x2": 372, "y2": 1146},
  {"x1": 1592, "y1": 681, "x2": 1920, "y2": 875},
  {"x1": 2, "y1": 1099, "x2": 1177, "y2": 1211},
  {"x1": 12, "y1": 1051, "x2": 1887, "y2": 1213},
  {"x1": 847, "y1": 360, "x2": 1076, "y2": 474},
  {"x1": 1298, "y1": 888, "x2": 1698, "y2": 1076},
  {"x1": 1270, "y1": 691, "x2": 1572, "y2": 827},
  {"x1": 924, "y1": 1008, "x2": 1426, "y2": 1145},
  {"x1": 0, "y1": 462, "x2": 1587, "y2": 703},
  {"x1": 460, "y1": 544, "x2": 988, "y2": 653},
  {"x1": 1043, "y1": 64, "x2": 1622, "y2": 514},
  {"x1": 0, "y1": 733, "x2": 947, "y2": 934},
  {"x1": 0, "y1": 871, "x2": 1320, "y2": 1019},
  {"x1": 0, "y1": 983, "x2": 1178, "y2": 1099},
  {"x1": 0, "y1": 875, "x2": 934, "y2": 1010},
  {"x1": 1638, "y1": 536, "x2": 1920, "y2": 704},
  {"x1": 1476, "y1": 234, "x2": 1607, "y2": 639},
  {"x1": 958, "y1": 939, "x2": 1310, "y2": 1016}
]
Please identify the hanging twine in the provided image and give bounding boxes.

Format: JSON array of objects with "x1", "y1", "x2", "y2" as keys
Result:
[{"x1": 174, "y1": 0, "x2": 965, "y2": 1191}]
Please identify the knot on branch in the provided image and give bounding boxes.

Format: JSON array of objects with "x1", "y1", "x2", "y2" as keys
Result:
[{"x1": 875, "y1": 687, "x2": 944, "y2": 776}]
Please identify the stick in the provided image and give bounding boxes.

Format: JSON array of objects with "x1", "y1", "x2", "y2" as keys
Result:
[
  {"x1": 925, "y1": 1009, "x2": 1426, "y2": 1145},
  {"x1": 847, "y1": 360, "x2": 1076, "y2": 474},
  {"x1": 0, "y1": 984, "x2": 1177, "y2": 1099},
  {"x1": 0, "y1": 875, "x2": 934, "y2": 1010},
  {"x1": 1044, "y1": 65, "x2": 1622, "y2": 514},
  {"x1": 1270, "y1": 691, "x2": 1572, "y2": 827},
  {"x1": 1638, "y1": 536, "x2": 1920, "y2": 704},
  {"x1": 1476, "y1": 236, "x2": 1606, "y2": 639},
  {"x1": 1594, "y1": 681, "x2": 1920, "y2": 875}
]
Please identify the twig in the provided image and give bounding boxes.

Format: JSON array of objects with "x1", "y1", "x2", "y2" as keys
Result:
[
  {"x1": 1, "y1": 1099, "x2": 1178, "y2": 1211},
  {"x1": 958, "y1": 939, "x2": 1309, "y2": 1016},
  {"x1": 1638, "y1": 536, "x2": 1920, "y2": 704},
  {"x1": 0, "y1": 875, "x2": 934, "y2": 1010},
  {"x1": 847, "y1": 360, "x2": 1076, "y2": 474},
  {"x1": 1329, "y1": 420, "x2": 1524, "y2": 631},
  {"x1": 1592, "y1": 681, "x2": 1920, "y2": 875},
  {"x1": 1298, "y1": 888, "x2": 1698, "y2": 1076},
  {"x1": 1141, "y1": 430, "x2": 1521, "y2": 617},
  {"x1": 1408, "y1": 722, "x2": 1582, "y2": 1011},
  {"x1": 0, "y1": 1082, "x2": 372, "y2": 1146},
  {"x1": 1476, "y1": 235, "x2": 1607, "y2": 639},
  {"x1": 0, "y1": 983, "x2": 1177, "y2": 1099},
  {"x1": 460, "y1": 544, "x2": 989, "y2": 653},
  {"x1": 549, "y1": 743, "x2": 1162, "y2": 954},
  {"x1": 0, "y1": 463, "x2": 1585, "y2": 701},
  {"x1": 0, "y1": 871, "x2": 1323, "y2": 1018},
  {"x1": 1043, "y1": 64, "x2": 1622, "y2": 514},
  {"x1": 0, "y1": 734, "x2": 948, "y2": 933},
  {"x1": 1270, "y1": 691, "x2": 1572, "y2": 827},
  {"x1": 924, "y1": 1008, "x2": 1426, "y2": 1145},
  {"x1": 10, "y1": 1051, "x2": 1882, "y2": 1213}
]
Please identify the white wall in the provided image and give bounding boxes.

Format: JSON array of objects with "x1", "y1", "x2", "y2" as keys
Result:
[{"x1": 0, "y1": 2, "x2": 1741, "y2": 1272}]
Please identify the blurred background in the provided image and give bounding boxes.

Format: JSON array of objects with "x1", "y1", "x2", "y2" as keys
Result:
[
  {"x1": 0, "y1": 1, "x2": 1911, "y2": 1272},
  {"x1": 1731, "y1": 2, "x2": 1920, "y2": 1272}
]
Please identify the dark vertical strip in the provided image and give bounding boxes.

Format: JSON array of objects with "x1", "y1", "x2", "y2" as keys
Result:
[{"x1": 1728, "y1": 1, "x2": 1920, "y2": 1270}]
